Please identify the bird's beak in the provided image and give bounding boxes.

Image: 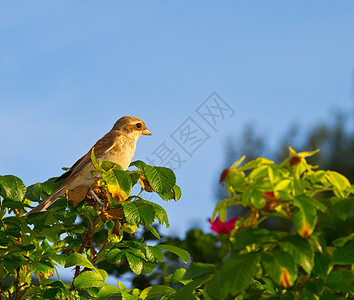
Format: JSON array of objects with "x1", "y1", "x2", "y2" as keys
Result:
[{"x1": 142, "y1": 128, "x2": 152, "y2": 136}]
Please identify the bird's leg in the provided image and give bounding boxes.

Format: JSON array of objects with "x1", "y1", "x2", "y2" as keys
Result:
[{"x1": 89, "y1": 189, "x2": 105, "y2": 206}]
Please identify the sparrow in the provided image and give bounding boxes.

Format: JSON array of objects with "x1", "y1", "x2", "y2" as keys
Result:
[{"x1": 26, "y1": 116, "x2": 151, "y2": 216}]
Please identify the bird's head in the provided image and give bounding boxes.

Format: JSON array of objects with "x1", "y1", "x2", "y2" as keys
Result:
[{"x1": 112, "y1": 116, "x2": 152, "y2": 139}]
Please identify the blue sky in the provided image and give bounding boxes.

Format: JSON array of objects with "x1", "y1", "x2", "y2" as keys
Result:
[{"x1": 1, "y1": 1, "x2": 354, "y2": 237}]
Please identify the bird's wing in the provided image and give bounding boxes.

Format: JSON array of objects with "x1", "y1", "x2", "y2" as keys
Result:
[
  {"x1": 56, "y1": 130, "x2": 120, "y2": 181},
  {"x1": 55, "y1": 154, "x2": 86, "y2": 182}
]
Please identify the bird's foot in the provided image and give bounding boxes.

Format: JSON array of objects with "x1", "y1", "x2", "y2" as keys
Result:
[{"x1": 89, "y1": 189, "x2": 105, "y2": 207}]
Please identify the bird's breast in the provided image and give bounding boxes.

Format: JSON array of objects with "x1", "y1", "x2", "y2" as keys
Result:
[{"x1": 99, "y1": 138, "x2": 136, "y2": 170}]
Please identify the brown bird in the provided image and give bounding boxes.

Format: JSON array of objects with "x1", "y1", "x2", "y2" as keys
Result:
[{"x1": 26, "y1": 116, "x2": 151, "y2": 216}]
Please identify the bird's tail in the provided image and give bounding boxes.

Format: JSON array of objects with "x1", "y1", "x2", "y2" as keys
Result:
[{"x1": 26, "y1": 186, "x2": 66, "y2": 217}]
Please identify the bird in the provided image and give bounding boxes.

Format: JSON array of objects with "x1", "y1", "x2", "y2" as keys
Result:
[{"x1": 26, "y1": 116, "x2": 152, "y2": 216}]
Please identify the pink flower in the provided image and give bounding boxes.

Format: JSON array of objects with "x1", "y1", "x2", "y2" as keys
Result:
[{"x1": 208, "y1": 217, "x2": 238, "y2": 235}]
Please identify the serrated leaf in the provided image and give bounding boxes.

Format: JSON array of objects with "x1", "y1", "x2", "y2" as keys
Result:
[
  {"x1": 126, "y1": 253, "x2": 143, "y2": 275},
  {"x1": 65, "y1": 253, "x2": 95, "y2": 269},
  {"x1": 146, "y1": 246, "x2": 164, "y2": 262},
  {"x1": 0, "y1": 175, "x2": 26, "y2": 202},
  {"x1": 140, "y1": 285, "x2": 175, "y2": 300},
  {"x1": 74, "y1": 270, "x2": 106, "y2": 289},
  {"x1": 106, "y1": 248, "x2": 125, "y2": 263},
  {"x1": 145, "y1": 225, "x2": 160, "y2": 239},
  {"x1": 97, "y1": 284, "x2": 121, "y2": 299},
  {"x1": 130, "y1": 161, "x2": 176, "y2": 194},
  {"x1": 158, "y1": 184, "x2": 182, "y2": 201},
  {"x1": 149, "y1": 202, "x2": 169, "y2": 227},
  {"x1": 156, "y1": 244, "x2": 190, "y2": 264},
  {"x1": 122, "y1": 200, "x2": 155, "y2": 226}
]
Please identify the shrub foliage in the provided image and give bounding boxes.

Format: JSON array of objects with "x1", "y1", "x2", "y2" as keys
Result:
[{"x1": 0, "y1": 147, "x2": 353, "y2": 299}]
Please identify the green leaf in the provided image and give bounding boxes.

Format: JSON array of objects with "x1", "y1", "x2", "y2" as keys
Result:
[
  {"x1": 35, "y1": 261, "x2": 54, "y2": 277},
  {"x1": 97, "y1": 284, "x2": 121, "y2": 299},
  {"x1": 262, "y1": 277, "x2": 277, "y2": 295},
  {"x1": 126, "y1": 253, "x2": 143, "y2": 275},
  {"x1": 130, "y1": 160, "x2": 176, "y2": 194},
  {"x1": 156, "y1": 244, "x2": 190, "y2": 264},
  {"x1": 165, "y1": 268, "x2": 187, "y2": 283},
  {"x1": 312, "y1": 252, "x2": 330, "y2": 277},
  {"x1": 140, "y1": 285, "x2": 175, "y2": 300},
  {"x1": 106, "y1": 248, "x2": 124, "y2": 263},
  {"x1": 174, "y1": 275, "x2": 209, "y2": 300},
  {"x1": 142, "y1": 261, "x2": 156, "y2": 274},
  {"x1": 43, "y1": 288, "x2": 61, "y2": 299},
  {"x1": 220, "y1": 253, "x2": 259, "y2": 295},
  {"x1": 145, "y1": 246, "x2": 164, "y2": 263},
  {"x1": 261, "y1": 249, "x2": 297, "y2": 288},
  {"x1": 122, "y1": 200, "x2": 155, "y2": 226},
  {"x1": 149, "y1": 201, "x2": 169, "y2": 227},
  {"x1": 183, "y1": 262, "x2": 216, "y2": 280},
  {"x1": 296, "y1": 196, "x2": 328, "y2": 214},
  {"x1": 297, "y1": 149, "x2": 320, "y2": 158},
  {"x1": 74, "y1": 270, "x2": 106, "y2": 289},
  {"x1": 279, "y1": 235, "x2": 315, "y2": 274},
  {"x1": 332, "y1": 233, "x2": 354, "y2": 247},
  {"x1": 325, "y1": 171, "x2": 351, "y2": 192},
  {"x1": 326, "y1": 270, "x2": 354, "y2": 292},
  {"x1": 330, "y1": 197, "x2": 353, "y2": 221},
  {"x1": 127, "y1": 170, "x2": 142, "y2": 186},
  {"x1": 102, "y1": 168, "x2": 132, "y2": 201},
  {"x1": 91, "y1": 148, "x2": 103, "y2": 172},
  {"x1": 2, "y1": 199, "x2": 27, "y2": 210},
  {"x1": 145, "y1": 225, "x2": 160, "y2": 239},
  {"x1": 3, "y1": 256, "x2": 21, "y2": 272},
  {"x1": 158, "y1": 184, "x2": 182, "y2": 201},
  {"x1": 100, "y1": 160, "x2": 123, "y2": 171},
  {"x1": 230, "y1": 155, "x2": 246, "y2": 169},
  {"x1": 332, "y1": 240, "x2": 354, "y2": 265},
  {"x1": 249, "y1": 165, "x2": 269, "y2": 181},
  {"x1": 233, "y1": 228, "x2": 278, "y2": 251},
  {"x1": 293, "y1": 197, "x2": 317, "y2": 238},
  {"x1": 238, "y1": 157, "x2": 274, "y2": 171},
  {"x1": 250, "y1": 189, "x2": 266, "y2": 209},
  {"x1": 65, "y1": 253, "x2": 95, "y2": 269},
  {"x1": 0, "y1": 175, "x2": 26, "y2": 201}
]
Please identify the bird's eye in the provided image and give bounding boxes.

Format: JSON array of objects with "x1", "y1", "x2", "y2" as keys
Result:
[{"x1": 135, "y1": 123, "x2": 142, "y2": 129}]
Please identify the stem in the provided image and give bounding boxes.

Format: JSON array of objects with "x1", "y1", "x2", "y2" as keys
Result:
[{"x1": 70, "y1": 210, "x2": 101, "y2": 291}]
